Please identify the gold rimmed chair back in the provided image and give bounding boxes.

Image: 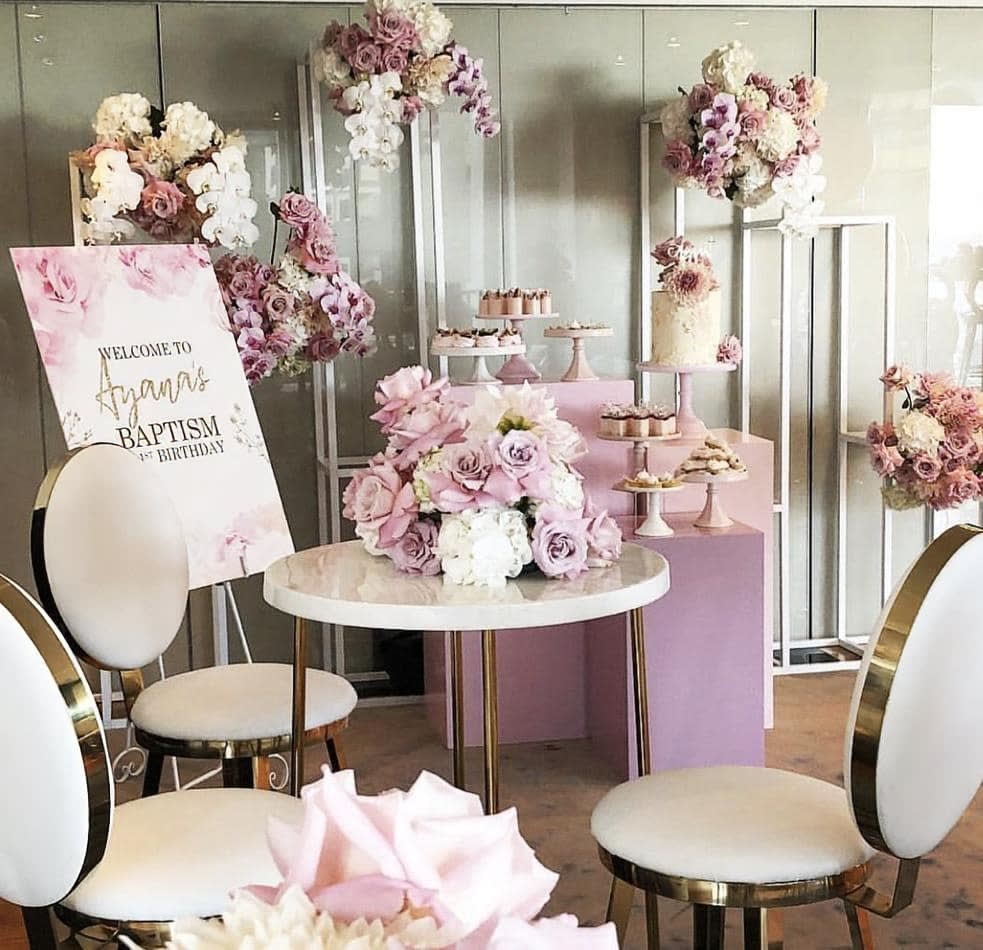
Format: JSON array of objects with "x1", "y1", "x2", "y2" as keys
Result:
[
  {"x1": 0, "y1": 572, "x2": 302, "y2": 949},
  {"x1": 591, "y1": 523, "x2": 983, "y2": 949},
  {"x1": 33, "y1": 442, "x2": 357, "y2": 796}
]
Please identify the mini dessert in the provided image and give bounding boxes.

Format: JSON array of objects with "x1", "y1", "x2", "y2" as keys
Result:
[
  {"x1": 619, "y1": 470, "x2": 681, "y2": 490},
  {"x1": 479, "y1": 291, "x2": 491, "y2": 316},
  {"x1": 506, "y1": 288, "x2": 523, "y2": 316},
  {"x1": 626, "y1": 407, "x2": 650, "y2": 438},
  {"x1": 451, "y1": 330, "x2": 476, "y2": 348},
  {"x1": 676, "y1": 434, "x2": 747, "y2": 477},
  {"x1": 488, "y1": 291, "x2": 505, "y2": 315},
  {"x1": 499, "y1": 327, "x2": 522, "y2": 346},
  {"x1": 539, "y1": 290, "x2": 553, "y2": 314},
  {"x1": 476, "y1": 328, "x2": 500, "y2": 347},
  {"x1": 522, "y1": 291, "x2": 541, "y2": 315},
  {"x1": 650, "y1": 236, "x2": 720, "y2": 366},
  {"x1": 648, "y1": 404, "x2": 677, "y2": 436}
]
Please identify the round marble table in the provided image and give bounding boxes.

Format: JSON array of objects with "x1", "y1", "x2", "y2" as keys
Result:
[{"x1": 264, "y1": 540, "x2": 670, "y2": 809}]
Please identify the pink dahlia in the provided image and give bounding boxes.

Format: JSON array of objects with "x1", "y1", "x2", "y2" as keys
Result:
[{"x1": 663, "y1": 260, "x2": 717, "y2": 307}]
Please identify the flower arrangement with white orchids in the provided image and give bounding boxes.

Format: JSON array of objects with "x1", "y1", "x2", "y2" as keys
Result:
[
  {"x1": 313, "y1": 0, "x2": 499, "y2": 171},
  {"x1": 71, "y1": 93, "x2": 258, "y2": 248},
  {"x1": 160, "y1": 768, "x2": 617, "y2": 949},
  {"x1": 343, "y1": 367, "x2": 623, "y2": 586},
  {"x1": 660, "y1": 41, "x2": 827, "y2": 238}
]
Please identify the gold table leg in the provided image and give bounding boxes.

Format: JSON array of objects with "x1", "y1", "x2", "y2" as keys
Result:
[
  {"x1": 629, "y1": 606, "x2": 652, "y2": 777},
  {"x1": 481, "y1": 628, "x2": 499, "y2": 813},
  {"x1": 290, "y1": 616, "x2": 307, "y2": 797},
  {"x1": 606, "y1": 877, "x2": 634, "y2": 945},
  {"x1": 450, "y1": 630, "x2": 465, "y2": 789}
]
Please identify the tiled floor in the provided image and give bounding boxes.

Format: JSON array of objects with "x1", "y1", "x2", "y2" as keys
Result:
[{"x1": 2, "y1": 671, "x2": 980, "y2": 947}]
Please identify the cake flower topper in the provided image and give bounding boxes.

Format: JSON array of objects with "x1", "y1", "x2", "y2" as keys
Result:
[
  {"x1": 71, "y1": 93, "x2": 258, "y2": 248},
  {"x1": 660, "y1": 41, "x2": 827, "y2": 239},
  {"x1": 312, "y1": 0, "x2": 500, "y2": 171}
]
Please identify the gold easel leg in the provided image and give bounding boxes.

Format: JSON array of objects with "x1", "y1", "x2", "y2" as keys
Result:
[
  {"x1": 629, "y1": 607, "x2": 652, "y2": 776},
  {"x1": 481, "y1": 628, "x2": 499, "y2": 813},
  {"x1": 605, "y1": 876, "x2": 634, "y2": 945},
  {"x1": 844, "y1": 901, "x2": 875, "y2": 950},
  {"x1": 743, "y1": 908, "x2": 783, "y2": 949},
  {"x1": 450, "y1": 630, "x2": 466, "y2": 789},
  {"x1": 290, "y1": 616, "x2": 307, "y2": 797},
  {"x1": 645, "y1": 890, "x2": 661, "y2": 949}
]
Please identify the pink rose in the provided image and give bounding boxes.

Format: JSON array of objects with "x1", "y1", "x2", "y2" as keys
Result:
[
  {"x1": 879, "y1": 364, "x2": 912, "y2": 392},
  {"x1": 388, "y1": 402, "x2": 467, "y2": 470},
  {"x1": 380, "y1": 44, "x2": 409, "y2": 74},
  {"x1": 343, "y1": 459, "x2": 417, "y2": 547},
  {"x1": 739, "y1": 109, "x2": 766, "y2": 138},
  {"x1": 773, "y1": 155, "x2": 801, "y2": 178},
  {"x1": 912, "y1": 453, "x2": 943, "y2": 482},
  {"x1": 866, "y1": 421, "x2": 895, "y2": 447},
  {"x1": 497, "y1": 430, "x2": 548, "y2": 481},
  {"x1": 262, "y1": 284, "x2": 295, "y2": 321},
  {"x1": 277, "y1": 192, "x2": 321, "y2": 234},
  {"x1": 337, "y1": 24, "x2": 369, "y2": 59},
  {"x1": 371, "y1": 365, "x2": 449, "y2": 431},
  {"x1": 662, "y1": 140, "x2": 693, "y2": 178},
  {"x1": 797, "y1": 121, "x2": 821, "y2": 154},
  {"x1": 140, "y1": 178, "x2": 184, "y2": 221},
  {"x1": 584, "y1": 498, "x2": 622, "y2": 568},
  {"x1": 370, "y1": 10, "x2": 418, "y2": 50},
  {"x1": 289, "y1": 222, "x2": 339, "y2": 276},
  {"x1": 942, "y1": 428, "x2": 976, "y2": 459},
  {"x1": 531, "y1": 506, "x2": 590, "y2": 580},
  {"x1": 924, "y1": 470, "x2": 980, "y2": 510},
  {"x1": 386, "y1": 518, "x2": 440, "y2": 575},
  {"x1": 307, "y1": 332, "x2": 341, "y2": 362},
  {"x1": 445, "y1": 442, "x2": 492, "y2": 490},
  {"x1": 870, "y1": 442, "x2": 903, "y2": 477},
  {"x1": 688, "y1": 83, "x2": 715, "y2": 112},
  {"x1": 351, "y1": 41, "x2": 382, "y2": 74},
  {"x1": 770, "y1": 86, "x2": 798, "y2": 112}
]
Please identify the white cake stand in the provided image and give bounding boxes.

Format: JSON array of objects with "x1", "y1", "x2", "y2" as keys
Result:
[
  {"x1": 543, "y1": 326, "x2": 613, "y2": 381},
  {"x1": 476, "y1": 312, "x2": 557, "y2": 383},
  {"x1": 614, "y1": 483, "x2": 684, "y2": 537},
  {"x1": 432, "y1": 342, "x2": 527, "y2": 385},
  {"x1": 637, "y1": 362, "x2": 737, "y2": 437},
  {"x1": 681, "y1": 469, "x2": 749, "y2": 528},
  {"x1": 597, "y1": 430, "x2": 681, "y2": 477}
]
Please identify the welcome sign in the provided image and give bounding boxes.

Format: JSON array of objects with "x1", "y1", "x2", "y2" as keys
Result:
[{"x1": 11, "y1": 244, "x2": 294, "y2": 588}]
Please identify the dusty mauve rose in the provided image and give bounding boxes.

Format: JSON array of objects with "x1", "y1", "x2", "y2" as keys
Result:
[
  {"x1": 770, "y1": 86, "x2": 798, "y2": 112},
  {"x1": 739, "y1": 109, "x2": 766, "y2": 138},
  {"x1": 773, "y1": 155, "x2": 801, "y2": 177},
  {"x1": 879, "y1": 364, "x2": 912, "y2": 391},
  {"x1": 925, "y1": 470, "x2": 980, "y2": 510},
  {"x1": 943, "y1": 429, "x2": 976, "y2": 459},
  {"x1": 343, "y1": 457, "x2": 417, "y2": 547},
  {"x1": 688, "y1": 83, "x2": 715, "y2": 112},
  {"x1": 866, "y1": 421, "x2": 895, "y2": 446},
  {"x1": 532, "y1": 506, "x2": 590, "y2": 580},
  {"x1": 337, "y1": 24, "x2": 369, "y2": 59},
  {"x1": 277, "y1": 193, "x2": 320, "y2": 233},
  {"x1": 351, "y1": 41, "x2": 382, "y2": 74},
  {"x1": 140, "y1": 179, "x2": 184, "y2": 220},
  {"x1": 370, "y1": 10, "x2": 418, "y2": 49},
  {"x1": 386, "y1": 518, "x2": 440, "y2": 575},
  {"x1": 380, "y1": 44, "x2": 409, "y2": 74},
  {"x1": 870, "y1": 442, "x2": 903, "y2": 477},
  {"x1": 290, "y1": 223, "x2": 339, "y2": 276},
  {"x1": 262, "y1": 284, "x2": 295, "y2": 320},
  {"x1": 497, "y1": 429, "x2": 549, "y2": 481},
  {"x1": 912, "y1": 453, "x2": 943, "y2": 482},
  {"x1": 662, "y1": 139, "x2": 694, "y2": 178},
  {"x1": 307, "y1": 331, "x2": 340, "y2": 362},
  {"x1": 443, "y1": 441, "x2": 492, "y2": 490}
]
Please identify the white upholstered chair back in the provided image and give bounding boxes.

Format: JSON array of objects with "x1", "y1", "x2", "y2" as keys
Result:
[
  {"x1": 845, "y1": 523, "x2": 983, "y2": 859},
  {"x1": 0, "y1": 574, "x2": 112, "y2": 907},
  {"x1": 32, "y1": 443, "x2": 189, "y2": 671}
]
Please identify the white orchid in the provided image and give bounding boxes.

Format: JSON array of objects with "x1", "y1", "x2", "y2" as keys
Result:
[
  {"x1": 187, "y1": 145, "x2": 258, "y2": 248},
  {"x1": 774, "y1": 153, "x2": 827, "y2": 238}
]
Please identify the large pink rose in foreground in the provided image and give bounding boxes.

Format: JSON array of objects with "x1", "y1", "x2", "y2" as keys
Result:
[
  {"x1": 371, "y1": 365, "x2": 450, "y2": 432},
  {"x1": 342, "y1": 457, "x2": 417, "y2": 547},
  {"x1": 243, "y1": 768, "x2": 617, "y2": 949}
]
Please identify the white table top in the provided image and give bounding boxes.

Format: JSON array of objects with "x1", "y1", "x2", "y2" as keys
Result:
[{"x1": 264, "y1": 540, "x2": 670, "y2": 630}]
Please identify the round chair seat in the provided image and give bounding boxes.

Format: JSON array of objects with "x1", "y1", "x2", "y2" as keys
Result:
[
  {"x1": 61, "y1": 788, "x2": 302, "y2": 922},
  {"x1": 591, "y1": 766, "x2": 876, "y2": 886},
  {"x1": 131, "y1": 662, "x2": 357, "y2": 742}
]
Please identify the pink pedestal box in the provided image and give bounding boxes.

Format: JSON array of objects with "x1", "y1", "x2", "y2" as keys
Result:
[{"x1": 587, "y1": 515, "x2": 765, "y2": 780}]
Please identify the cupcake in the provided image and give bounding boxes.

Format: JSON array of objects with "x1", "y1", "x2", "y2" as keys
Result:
[
  {"x1": 506, "y1": 288, "x2": 523, "y2": 316},
  {"x1": 479, "y1": 291, "x2": 491, "y2": 316},
  {"x1": 649, "y1": 405, "x2": 677, "y2": 437},
  {"x1": 599, "y1": 403, "x2": 620, "y2": 437},
  {"x1": 476, "y1": 328, "x2": 500, "y2": 348},
  {"x1": 626, "y1": 406, "x2": 650, "y2": 437},
  {"x1": 539, "y1": 289, "x2": 553, "y2": 315},
  {"x1": 452, "y1": 330, "x2": 475, "y2": 348},
  {"x1": 522, "y1": 291, "x2": 541, "y2": 315},
  {"x1": 488, "y1": 291, "x2": 505, "y2": 316}
]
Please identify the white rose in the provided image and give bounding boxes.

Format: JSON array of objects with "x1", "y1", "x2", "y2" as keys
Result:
[
  {"x1": 659, "y1": 96, "x2": 695, "y2": 145},
  {"x1": 701, "y1": 40, "x2": 756, "y2": 94},
  {"x1": 551, "y1": 463, "x2": 585, "y2": 511},
  {"x1": 93, "y1": 93, "x2": 151, "y2": 142},
  {"x1": 756, "y1": 109, "x2": 799, "y2": 162},
  {"x1": 160, "y1": 101, "x2": 216, "y2": 163},
  {"x1": 895, "y1": 410, "x2": 945, "y2": 457}
]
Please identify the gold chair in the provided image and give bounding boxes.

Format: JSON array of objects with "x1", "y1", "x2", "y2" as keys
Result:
[
  {"x1": 0, "y1": 572, "x2": 303, "y2": 949},
  {"x1": 32, "y1": 443, "x2": 355, "y2": 795},
  {"x1": 591, "y1": 523, "x2": 983, "y2": 949}
]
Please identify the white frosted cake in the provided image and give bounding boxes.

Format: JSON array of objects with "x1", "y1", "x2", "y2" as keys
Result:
[{"x1": 651, "y1": 288, "x2": 721, "y2": 366}]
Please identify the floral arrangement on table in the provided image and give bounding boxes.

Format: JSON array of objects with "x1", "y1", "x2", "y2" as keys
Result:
[
  {"x1": 343, "y1": 367, "x2": 623, "y2": 586},
  {"x1": 214, "y1": 192, "x2": 376, "y2": 384},
  {"x1": 867, "y1": 365, "x2": 983, "y2": 510},
  {"x1": 652, "y1": 235, "x2": 743, "y2": 366},
  {"x1": 660, "y1": 41, "x2": 827, "y2": 238},
  {"x1": 312, "y1": 0, "x2": 500, "y2": 171},
  {"x1": 71, "y1": 93, "x2": 258, "y2": 248},
  {"x1": 161, "y1": 768, "x2": 616, "y2": 949}
]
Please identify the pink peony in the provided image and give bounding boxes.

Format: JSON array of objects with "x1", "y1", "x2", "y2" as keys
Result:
[
  {"x1": 140, "y1": 178, "x2": 184, "y2": 221},
  {"x1": 531, "y1": 506, "x2": 590, "y2": 580},
  {"x1": 583, "y1": 498, "x2": 622, "y2": 568},
  {"x1": 343, "y1": 458, "x2": 417, "y2": 547},
  {"x1": 386, "y1": 518, "x2": 440, "y2": 575},
  {"x1": 662, "y1": 139, "x2": 694, "y2": 178},
  {"x1": 277, "y1": 192, "x2": 321, "y2": 234},
  {"x1": 371, "y1": 365, "x2": 449, "y2": 432}
]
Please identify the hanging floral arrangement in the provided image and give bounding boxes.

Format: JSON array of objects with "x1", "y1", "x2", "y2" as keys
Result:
[
  {"x1": 71, "y1": 93, "x2": 258, "y2": 249},
  {"x1": 215, "y1": 193, "x2": 376, "y2": 385},
  {"x1": 312, "y1": 0, "x2": 500, "y2": 171}
]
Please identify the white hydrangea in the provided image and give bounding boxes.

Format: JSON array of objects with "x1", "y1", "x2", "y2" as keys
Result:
[
  {"x1": 162, "y1": 887, "x2": 444, "y2": 950},
  {"x1": 313, "y1": 46, "x2": 354, "y2": 89},
  {"x1": 659, "y1": 96, "x2": 695, "y2": 145},
  {"x1": 277, "y1": 254, "x2": 316, "y2": 295},
  {"x1": 437, "y1": 508, "x2": 531, "y2": 587},
  {"x1": 736, "y1": 85, "x2": 769, "y2": 112},
  {"x1": 701, "y1": 40, "x2": 756, "y2": 94},
  {"x1": 92, "y1": 92, "x2": 152, "y2": 142},
  {"x1": 408, "y1": 0, "x2": 453, "y2": 57},
  {"x1": 551, "y1": 463, "x2": 585, "y2": 511},
  {"x1": 160, "y1": 101, "x2": 217, "y2": 164},
  {"x1": 895, "y1": 410, "x2": 945, "y2": 458},
  {"x1": 755, "y1": 109, "x2": 799, "y2": 162}
]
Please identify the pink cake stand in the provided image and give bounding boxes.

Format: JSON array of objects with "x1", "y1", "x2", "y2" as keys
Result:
[
  {"x1": 477, "y1": 312, "x2": 556, "y2": 383},
  {"x1": 614, "y1": 482, "x2": 684, "y2": 537},
  {"x1": 596, "y1": 431, "x2": 681, "y2": 477},
  {"x1": 636, "y1": 362, "x2": 737, "y2": 437},
  {"x1": 682, "y1": 470, "x2": 749, "y2": 528},
  {"x1": 432, "y1": 342, "x2": 527, "y2": 385},
  {"x1": 543, "y1": 326, "x2": 613, "y2": 381}
]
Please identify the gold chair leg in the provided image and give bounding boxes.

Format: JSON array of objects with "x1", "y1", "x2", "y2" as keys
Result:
[
  {"x1": 480, "y1": 628, "x2": 499, "y2": 814},
  {"x1": 743, "y1": 907, "x2": 783, "y2": 949},
  {"x1": 644, "y1": 890, "x2": 661, "y2": 949},
  {"x1": 693, "y1": 904, "x2": 725, "y2": 950},
  {"x1": 844, "y1": 901, "x2": 875, "y2": 949},
  {"x1": 605, "y1": 876, "x2": 634, "y2": 946},
  {"x1": 450, "y1": 630, "x2": 465, "y2": 790}
]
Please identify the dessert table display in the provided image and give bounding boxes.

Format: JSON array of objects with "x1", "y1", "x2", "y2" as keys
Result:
[
  {"x1": 264, "y1": 540, "x2": 670, "y2": 810},
  {"x1": 475, "y1": 310, "x2": 555, "y2": 383},
  {"x1": 637, "y1": 361, "x2": 737, "y2": 437},
  {"x1": 614, "y1": 472, "x2": 683, "y2": 538},
  {"x1": 543, "y1": 322, "x2": 613, "y2": 381},
  {"x1": 431, "y1": 334, "x2": 526, "y2": 385}
]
